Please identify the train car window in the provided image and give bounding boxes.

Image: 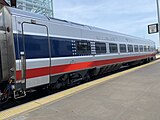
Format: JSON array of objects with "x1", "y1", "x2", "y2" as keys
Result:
[
  {"x1": 24, "y1": 35, "x2": 50, "y2": 59},
  {"x1": 120, "y1": 44, "x2": 126, "y2": 53},
  {"x1": 95, "y1": 42, "x2": 106, "y2": 54},
  {"x1": 144, "y1": 46, "x2": 147, "y2": 52},
  {"x1": 139, "y1": 45, "x2": 143, "y2": 52},
  {"x1": 150, "y1": 46, "x2": 152, "y2": 52},
  {"x1": 51, "y1": 38, "x2": 73, "y2": 57},
  {"x1": 150, "y1": 46, "x2": 154, "y2": 52},
  {"x1": 150, "y1": 47, "x2": 152, "y2": 51},
  {"x1": 148, "y1": 46, "x2": 151, "y2": 52},
  {"x1": 128, "y1": 45, "x2": 133, "y2": 52},
  {"x1": 0, "y1": 12, "x2": 3, "y2": 27},
  {"x1": 76, "y1": 41, "x2": 91, "y2": 55},
  {"x1": 109, "y1": 43, "x2": 118, "y2": 53},
  {"x1": 151, "y1": 46, "x2": 155, "y2": 51},
  {"x1": 154, "y1": 46, "x2": 156, "y2": 50},
  {"x1": 134, "y1": 45, "x2": 139, "y2": 52}
]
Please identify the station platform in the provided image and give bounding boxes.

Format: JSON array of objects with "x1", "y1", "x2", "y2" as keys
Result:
[{"x1": 2, "y1": 56, "x2": 160, "y2": 120}]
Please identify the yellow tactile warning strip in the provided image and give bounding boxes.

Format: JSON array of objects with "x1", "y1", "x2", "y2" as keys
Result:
[
  {"x1": 0, "y1": 58, "x2": 160, "y2": 120},
  {"x1": 156, "y1": 54, "x2": 160, "y2": 59}
]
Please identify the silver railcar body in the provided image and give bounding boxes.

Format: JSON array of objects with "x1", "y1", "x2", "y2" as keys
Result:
[{"x1": 0, "y1": 6, "x2": 156, "y2": 101}]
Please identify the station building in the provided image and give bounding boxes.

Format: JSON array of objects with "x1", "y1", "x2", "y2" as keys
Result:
[{"x1": 5, "y1": 0, "x2": 54, "y2": 17}]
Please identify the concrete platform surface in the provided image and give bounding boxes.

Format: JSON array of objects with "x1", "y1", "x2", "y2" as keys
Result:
[{"x1": 10, "y1": 59, "x2": 160, "y2": 120}]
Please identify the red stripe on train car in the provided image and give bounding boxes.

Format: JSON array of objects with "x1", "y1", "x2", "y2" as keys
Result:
[
  {"x1": 16, "y1": 67, "x2": 50, "y2": 80},
  {"x1": 16, "y1": 54, "x2": 155, "y2": 80}
]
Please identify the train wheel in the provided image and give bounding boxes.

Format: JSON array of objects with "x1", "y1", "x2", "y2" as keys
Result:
[
  {"x1": 53, "y1": 80, "x2": 63, "y2": 89},
  {"x1": 84, "y1": 73, "x2": 90, "y2": 82},
  {"x1": 54, "y1": 76, "x2": 67, "y2": 90}
]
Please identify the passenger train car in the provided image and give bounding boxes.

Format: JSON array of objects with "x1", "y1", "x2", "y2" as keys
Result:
[{"x1": 0, "y1": 6, "x2": 156, "y2": 103}]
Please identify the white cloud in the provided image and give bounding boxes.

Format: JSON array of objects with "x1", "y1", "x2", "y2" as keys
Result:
[{"x1": 54, "y1": 0, "x2": 159, "y2": 47}]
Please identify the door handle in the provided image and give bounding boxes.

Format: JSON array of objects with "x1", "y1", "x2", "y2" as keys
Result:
[{"x1": 20, "y1": 52, "x2": 25, "y2": 80}]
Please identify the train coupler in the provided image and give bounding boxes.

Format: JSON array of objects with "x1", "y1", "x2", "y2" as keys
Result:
[{"x1": 14, "y1": 89, "x2": 26, "y2": 99}]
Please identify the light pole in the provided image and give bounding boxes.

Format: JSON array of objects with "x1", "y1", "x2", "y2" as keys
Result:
[
  {"x1": 51, "y1": 0, "x2": 54, "y2": 17},
  {"x1": 156, "y1": 0, "x2": 160, "y2": 47}
]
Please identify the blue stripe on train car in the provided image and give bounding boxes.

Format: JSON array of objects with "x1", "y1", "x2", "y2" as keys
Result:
[
  {"x1": 14, "y1": 34, "x2": 73, "y2": 60},
  {"x1": 14, "y1": 34, "x2": 20, "y2": 60},
  {"x1": 51, "y1": 37, "x2": 73, "y2": 58}
]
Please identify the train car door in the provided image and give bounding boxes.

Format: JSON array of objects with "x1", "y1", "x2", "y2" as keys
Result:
[{"x1": 21, "y1": 22, "x2": 51, "y2": 89}]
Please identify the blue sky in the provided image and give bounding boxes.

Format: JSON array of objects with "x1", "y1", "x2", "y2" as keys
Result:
[{"x1": 54, "y1": 0, "x2": 159, "y2": 47}]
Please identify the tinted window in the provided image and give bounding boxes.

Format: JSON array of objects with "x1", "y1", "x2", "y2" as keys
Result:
[
  {"x1": 120, "y1": 44, "x2": 126, "y2": 53},
  {"x1": 144, "y1": 46, "x2": 147, "y2": 52},
  {"x1": 0, "y1": 12, "x2": 3, "y2": 27},
  {"x1": 148, "y1": 46, "x2": 151, "y2": 51},
  {"x1": 139, "y1": 45, "x2": 143, "y2": 52},
  {"x1": 76, "y1": 41, "x2": 91, "y2": 55},
  {"x1": 24, "y1": 35, "x2": 49, "y2": 59},
  {"x1": 134, "y1": 45, "x2": 139, "y2": 52},
  {"x1": 150, "y1": 46, "x2": 154, "y2": 52},
  {"x1": 51, "y1": 38, "x2": 73, "y2": 57},
  {"x1": 95, "y1": 42, "x2": 106, "y2": 54},
  {"x1": 128, "y1": 45, "x2": 133, "y2": 52},
  {"x1": 147, "y1": 46, "x2": 150, "y2": 52},
  {"x1": 109, "y1": 43, "x2": 118, "y2": 53}
]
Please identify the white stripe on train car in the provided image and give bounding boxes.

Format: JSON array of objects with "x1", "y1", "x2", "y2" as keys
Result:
[
  {"x1": 26, "y1": 75, "x2": 49, "y2": 89},
  {"x1": 16, "y1": 52, "x2": 153, "y2": 71}
]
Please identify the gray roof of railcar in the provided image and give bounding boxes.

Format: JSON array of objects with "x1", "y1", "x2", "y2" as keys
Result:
[{"x1": 5, "y1": 6, "x2": 154, "y2": 44}]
